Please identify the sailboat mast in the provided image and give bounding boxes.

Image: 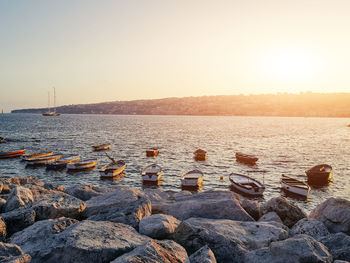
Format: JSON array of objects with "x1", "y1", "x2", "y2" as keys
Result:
[
  {"x1": 53, "y1": 87, "x2": 56, "y2": 113},
  {"x1": 48, "y1": 91, "x2": 51, "y2": 113}
]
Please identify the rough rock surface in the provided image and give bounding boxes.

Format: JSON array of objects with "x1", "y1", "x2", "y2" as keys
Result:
[
  {"x1": 0, "y1": 242, "x2": 31, "y2": 263},
  {"x1": 0, "y1": 217, "x2": 6, "y2": 241},
  {"x1": 187, "y1": 245, "x2": 217, "y2": 263},
  {"x1": 173, "y1": 217, "x2": 288, "y2": 263},
  {"x1": 309, "y1": 198, "x2": 350, "y2": 235},
  {"x1": 245, "y1": 235, "x2": 332, "y2": 263},
  {"x1": 5, "y1": 186, "x2": 34, "y2": 212},
  {"x1": 110, "y1": 240, "x2": 188, "y2": 263},
  {"x1": 318, "y1": 233, "x2": 350, "y2": 261},
  {"x1": 83, "y1": 186, "x2": 151, "y2": 229},
  {"x1": 64, "y1": 185, "x2": 113, "y2": 201},
  {"x1": 241, "y1": 199, "x2": 261, "y2": 221},
  {"x1": 11, "y1": 219, "x2": 150, "y2": 263},
  {"x1": 146, "y1": 189, "x2": 254, "y2": 221},
  {"x1": 1, "y1": 207, "x2": 36, "y2": 236},
  {"x1": 0, "y1": 198, "x2": 6, "y2": 213},
  {"x1": 289, "y1": 218, "x2": 329, "y2": 239},
  {"x1": 31, "y1": 192, "x2": 86, "y2": 220},
  {"x1": 261, "y1": 197, "x2": 307, "y2": 227},
  {"x1": 258, "y1": 212, "x2": 283, "y2": 224},
  {"x1": 139, "y1": 214, "x2": 181, "y2": 239}
]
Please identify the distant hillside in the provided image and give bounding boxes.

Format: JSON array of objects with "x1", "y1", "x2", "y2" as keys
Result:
[{"x1": 11, "y1": 93, "x2": 350, "y2": 117}]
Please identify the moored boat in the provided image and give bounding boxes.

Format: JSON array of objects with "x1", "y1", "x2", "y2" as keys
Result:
[
  {"x1": 281, "y1": 174, "x2": 310, "y2": 198},
  {"x1": 21, "y1": 152, "x2": 53, "y2": 161},
  {"x1": 46, "y1": 155, "x2": 80, "y2": 169},
  {"x1": 0, "y1": 137, "x2": 5, "y2": 143},
  {"x1": 92, "y1": 144, "x2": 111, "y2": 151},
  {"x1": 142, "y1": 164, "x2": 163, "y2": 182},
  {"x1": 26, "y1": 154, "x2": 61, "y2": 165},
  {"x1": 100, "y1": 160, "x2": 126, "y2": 178},
  {"x1": 67, "y1": 159, "x2": 98, "y2": 171},
  {"x1": 306, "y1": 164, "x2": 333, "y2": 185},
  {"x1": 194, "y1": 149, "x2": 207, "y2": 161},
  {"x1": 229, "y1": 173, "x2": 265, "y2": 196},
  {"x1": 146, "y1": 148, "x2": 159, "y2": 157},
  {"x1": 181, "y1": 170, "x2": 204, "y2": 187},
  {"x1": 235, "y1": 152, "x2": 258, "y2": 165},
  {"x1": 0, "y1": 149, "x2": 26, "y2": 159}
]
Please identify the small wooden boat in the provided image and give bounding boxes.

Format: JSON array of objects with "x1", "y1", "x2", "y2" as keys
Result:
[
  {"x1": 26, "y1": 154, "x2": 61, "y2": 165},
  {"x1": 46, "y1": 155, "x2": 80, "y2": 169},
  {"x1": 146, "y1": 148, "x2": 159, "y2": 157},
  {"x1": 142, "y1": 164, "x2": 163, "y2": 182},
  {"x1": 194, "y1": 149, "x2": 207, "y2": 161},
  {"x1": 0, "y1": 149, "x2": 26, "y2": 159},
  {"x1": 0, "y1": 137, "x2": 5, "y2": 143},
  {"x1": 67, "y1": 159, "x2": 98, "y2": 170},
  {"x1": 306, "y1": 164, "x2": 333, "y2": 185},
  {"x1": 235, "y1": 152, "x2": 258, "y2": 165},
  {"x1": 92, "y1": 144, "x2": 111, "y2": 151},
  {"x1": 281, "y1": 174, "x2": 310, "y2": 198},
  {"x1": 21, "y1": 152, "x2": 53, "y2": 161},
  {"x1": 100, "y1": 160, "x2": 126, "y2": 178},
  {"x1": 181, "y1": 170, "x2": 204, "y2": 187},
  {"x1": 229, "y1": 173, "x2": 265, "y2": 196}
]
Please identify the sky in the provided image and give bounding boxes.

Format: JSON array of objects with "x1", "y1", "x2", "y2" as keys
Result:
[{"x1": 1, "y1": 0, "x2": 350, "y2": 112}]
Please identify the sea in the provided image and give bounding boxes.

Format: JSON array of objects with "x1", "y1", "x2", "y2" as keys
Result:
[{"x1": 0, "y1": 113, "x2": 349, "y2": 212}]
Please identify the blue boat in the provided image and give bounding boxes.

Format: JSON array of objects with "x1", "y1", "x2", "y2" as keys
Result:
[{"x1": 46, "y1": 155, "x2": 80, "y2": 170}]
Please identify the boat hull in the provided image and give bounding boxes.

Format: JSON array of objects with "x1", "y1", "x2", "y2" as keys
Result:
[
  {"x1": 306, "y1": 164, "x2": 332, "y2": 185},
  {"x1": 194, "y1": 153, "x2": 206, "y2": 161},
  {"x1": 27, "y1": 155, "x2": 61, "y2": 165},
  {"x1": 100, "y1": 164, "x2": 126, "y2": 178},
  {"x1": 67, "y1": 160, "x2": 98, "y2": 171},
  {"x1": 235, "y1": 153, "x2": 258, "y2": 165},
  {"x1": 146, "y1": 150, "x2": 159, "y2": 157},
  {"x1": 229, "y1": 173, "x2": 265, "y2": 196},
  {"x1": 181, "y1": 177, "x2": 203, "y2": 187},
  {"x1": 281, "y1": 181, "x2": 310, "y2": 197},
  {"x1": 142, "y1": 172, "x2": 163, "y2": 182},
  {"x1": 230, "y1": 181, "x2": 265, "y2": 196},
  {"x1": 92, "y1": 145, "x2": 111, "y2": 151},
  {"x1": 0, "y1": 149, "x2": 26, "y2": 159}
]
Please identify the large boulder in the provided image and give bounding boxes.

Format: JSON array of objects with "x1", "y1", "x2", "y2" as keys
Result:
[
  {"x1": 110, "y1": 240, "x2": 188, "y2": 263},
  {"x1": 318, "y1": 233, "x2": 350, "y2": 261},
  {"x1": 64, "y1": 185, "x2": 113, "y2": 201},
  {"x1": 83, "y1": 186, "x2": 151, "y2": 229},
  {"x1": 0, "y1": 217, "x2": 6, "y2": 241},
  {"x1": 11, "y1": 219, "x2": 150, "y2": 263},
  {"x1": 245, "y1": 235, "x2": 332, "y2": 263},
  {"x1": 0, "y1": 242, "x2": 31, "y2": 263},
  {"x1": 31, "y1": 192, "x2": 86, "y2": 220},
  {"x1": 1, "y1": 207, "x2": 36, "y2": 236},
  {"x1": 309, "y1": 198, "x2": 350, "y2": 235},
  {"x1": 173, "y1": 217, "x2": 288, "y2": 263},
  {"x1": 241, "y1": 199, "x2": 261, "y2": 221},
  {"x1": 187, "y1": 245, "x2": 217, "y2": 263},
  {"x1": 4, "y1": 186, "x2": 34, "y2": 212},
  {"x1": 258, "y1": 212, "x2": 283, "y2": 224},
  {"x1": 261, "y1": 197, "x2": 307, "y2": 227},
  {"x1": 139, "y1": 214, "x2": 181, "y2": 239},
  {"x1": 289, "y1": 218, "x2": 329, "y2": 240},
  {"x1": 146, "y1": 189, "x2": 254, "y2": 221}
]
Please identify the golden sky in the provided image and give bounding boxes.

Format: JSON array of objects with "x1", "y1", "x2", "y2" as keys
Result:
[{"x1": 1, "y1": 0, "x2": 350, "y2": 111}]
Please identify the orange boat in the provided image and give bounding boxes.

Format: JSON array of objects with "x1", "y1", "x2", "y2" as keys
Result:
[
  {"x1": 26, "y1": 154, "x2": 61, "y2": 165},
  {"x1": 22, "y1": 152, "x2": 54, "y2": 161},
  {"x1": 0, "y1": 149, "x2": 26, "y2": 159}
]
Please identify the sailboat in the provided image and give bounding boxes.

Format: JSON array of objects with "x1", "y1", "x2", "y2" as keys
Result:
[{"x1": 43, "y1": 87, "x2": 60, "y2": 116}]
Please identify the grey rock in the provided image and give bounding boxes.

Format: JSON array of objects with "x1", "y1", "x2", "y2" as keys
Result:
[
  {"x1": 0, "y1": 175, "x2": 44, "y2": 188},
  {"x1": 64, "y1": 184, "x2": 113, "y2": 201},
  {"x1": 146, "y1": 189, "x2": 254, "y2": 221},
  {"x1": 318, "y1": 233, "x2": 350, "y2": 261},
  {"x1": 11, "y1": 219, "x2": 149, "y2": 263},
  {"x1": 139, "y1": 214, "x2": 181, "y2": 239},
  {"x1": 245, "y1": 235, "x2": 332, "y2": 263},
  {"x1": 289, "y1": 218, "x2": 329, "y2": 239},
  {"x1": 187, "y1": 245, "x2": 217, "y2": 263},
  {"x1": 5, "y1": 186, "x2": 34, "y2": 212},
  {"x1": 32, "y1": 192, "x2": 86, "y2": 220},
  {"x1": 309, "y1": 198, "x2": 350, "y2": 234},
  {"x1": 0, "y1": 217, "x2": 6, "y2": 241},
  {"x1": 1, "y1": 207, "x2": 36, "y2": 236},
  {"x1": 111, "y1": 240, "x2": 188, "y2": 263},
  {"x1": 173, "y1": 217, "x2": 288, "y2": 263},
  {"x1": 0, "y1": 182, "x2": 3, "y2": 193},
  {"x1": 262, "y1": 197, "x2": 307, "y2": 227},
  {"x1": 84, "y1": 186, "x2": 151, "y2": 229},
  {"x1": 334, "y1": 261, "x2": 350, "y2": 263},
  {"x1": 0, "y1": 198, "x2": 6, "y2": 213},
  {"x1": 0, "y1": 242, "x2": 31, "y2": 263},
  {"x1": 259, "y1": 212, "x2": 283, "y2": 224},
  {"x1": 241, "y1": 199, "x2": 261, "y2": 221}
]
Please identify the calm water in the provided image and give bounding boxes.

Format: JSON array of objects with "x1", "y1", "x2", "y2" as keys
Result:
[{"x1": 0, "y1": 114, "x2": 349, "y2": 212}]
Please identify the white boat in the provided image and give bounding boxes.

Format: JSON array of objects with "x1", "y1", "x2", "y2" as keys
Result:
[
  {"x1": 281, "y1": 174, "x2": 310, "y2": 198},
  {"x1": 100, "y1": 160, "x2": 126, "y2": 178},
  {"x1": 42, "y1": 87, "x2": 60, "y2": 116},
  {"x1": 67, "y1": 159, "x2": 98, "y2": 170},
  {"x1": 26, "y1": 154, "x2": 61, "y2": 165},
  {"x1": 141, "y1": 164, "x2": 163, "y2": 182},
  {"x1": 229, "y1": 173, "x2": 265, "y2": 196},
  {"x1": 181, "y1": 170, "x2": 204, "y2": 187}
]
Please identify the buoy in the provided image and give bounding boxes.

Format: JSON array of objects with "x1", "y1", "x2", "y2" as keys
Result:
[{"x1": 220, "y1": 176, "x2": 224, "y2": 180}]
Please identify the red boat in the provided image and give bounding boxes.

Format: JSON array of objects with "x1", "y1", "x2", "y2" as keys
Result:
[{"x1": 0, "y1": 149, "x2": 26, "y2": 159}]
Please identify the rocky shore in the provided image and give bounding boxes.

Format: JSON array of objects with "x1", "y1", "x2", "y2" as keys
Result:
[{"x1": 0, "y1": 174, "x2": 349, "y2": 263}]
